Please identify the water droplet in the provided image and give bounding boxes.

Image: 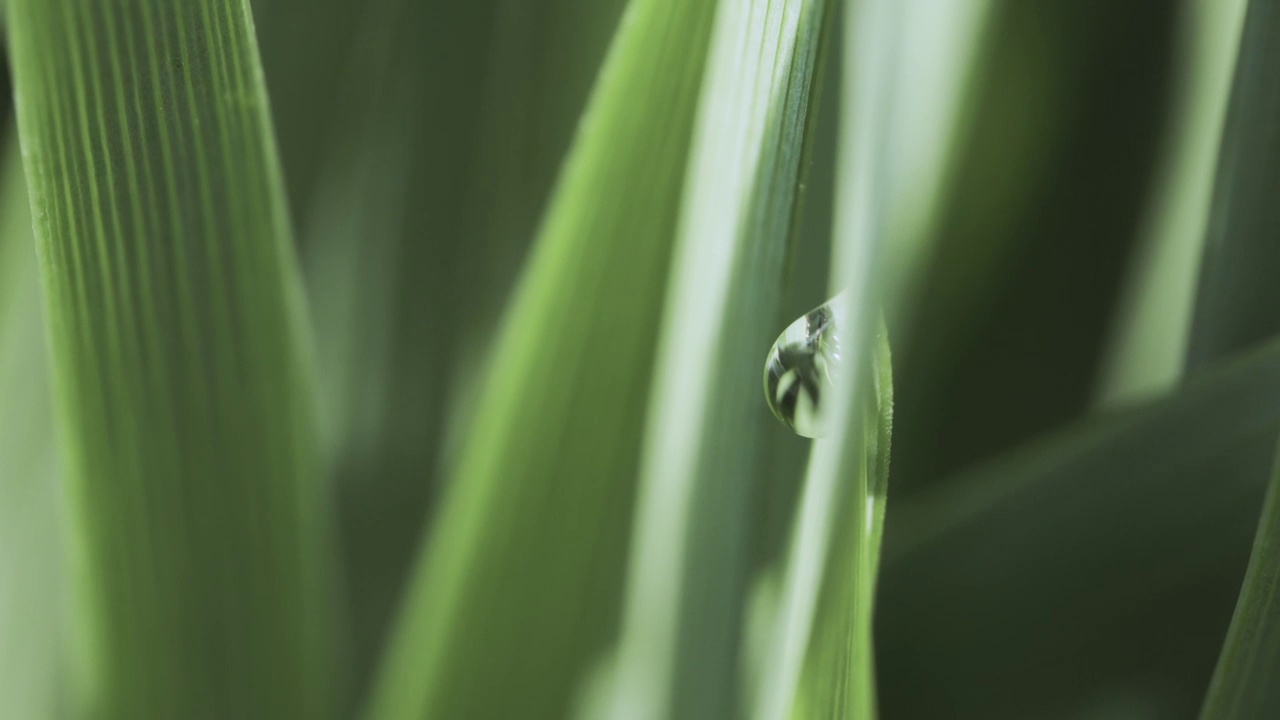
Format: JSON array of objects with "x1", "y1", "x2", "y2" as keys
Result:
[{"x1": 764, "y1": 292, "x2": 845, "y2": 438}]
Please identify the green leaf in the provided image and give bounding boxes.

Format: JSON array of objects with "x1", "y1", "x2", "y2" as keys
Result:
[
  {"x1": 753, "y1": 0, "x2": 900, "y2": 715},
  {"x1": 890, "y1": 1, "x2": 1181, "y2": 491},
  {"x1": 754, "y1": 0, "x2": 990, "y2": 717},
  {"x1": 5, "y1": 0, "x2": 334, "y2": 716},
  {"x1": 788, "y1": 328, "x2": 892, "y2": 720},
  {"x1": 878, "y1": 336, "x2": 1280, "y2": 718},
  {"x1": 1186, "y1": 0, "x2": 1280, "y2": 371},
  {"x1": 248, "y1": 4, "x2": 629, "y2": 700},
  {"x1": 460, "y1": 0, "x2": 631, "y2": 350},
  {"x1": 1201, "y1": 442, "x2": 1280, "y2": 718},
  {"x1": 1194, "y1": 1, "x2": 1280, "y2": 715},
  {"x1": 602, "y1": 2, "x2": 832, "y2": 718},
  {"x1": 0, "y1": 135, "x2": 63, "y2": 720},
  {"x1": 363, "y1": 0, "x2": 719, "y2": 717},
  {"x1": 1096, "y1": 0, "x2": 1248, "y2": 406}
]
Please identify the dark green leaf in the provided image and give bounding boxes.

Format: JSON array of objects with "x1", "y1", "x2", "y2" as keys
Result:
[{"x1": 879, "y1": 337, "x2": 1280, "y2": 719}]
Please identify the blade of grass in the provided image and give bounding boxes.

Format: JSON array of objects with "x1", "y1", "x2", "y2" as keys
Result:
[
  {"x1": 602, "y1": 2, "x2": 831, "y2": 718},
  {"x1": 1096, "y1": 0, "x2": 1247, "y2": 406},
  {"x1": 0, "y1": 135, "x2": 63, "y2": 720},
  {"x1": 363, "y1": 0, "x2": 719, "y2": 717},
  {"x1": 754, "y1": 0, "x2": 991, "y2": 717},
  {"x1": 1192, "y1": 2, "x2": 1280, "y2": 714},
  {"x1": 6, "y1": 0, "x2": 334, "y2": 715},
  {"x1": 459, "y1": 0, "x2": 629, "y2": 360},
  {"x1": 1201, "y1": 441, "x2": 1280, "y2": 718},
  {"x1": 754, "y1": 1, "x2": 902, "y2": 717},
  {"x1": 881, "y1": 0, "x2": 993, "y2": 323},
  {"x1": 1186, "y1": 0, "x2": 1280, "y2": 371},
  {"x1": 249, "y1": 4, "x2": 628, "y2": 701},
  {"x1": 891, "y1": 1, "x2": 1180, "y2": 493},
  {"x1": 787, "y1": 328, "x2": 892, "y2": 720}
]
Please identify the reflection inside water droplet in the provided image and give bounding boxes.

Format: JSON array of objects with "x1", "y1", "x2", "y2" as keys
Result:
[{"x1": 763, "y1": 292, "x2": 845, "y2": 438}]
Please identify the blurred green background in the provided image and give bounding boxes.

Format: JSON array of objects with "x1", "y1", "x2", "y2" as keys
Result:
[{"x1": 3, "y1": 0, "x2": 1279, "y2": 717}]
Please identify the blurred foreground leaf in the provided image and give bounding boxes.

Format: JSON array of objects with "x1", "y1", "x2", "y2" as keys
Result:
[
  {"x1": 0, "y1": 136, "x2": 62, "y2": 719},
  {"x1": 891, "y1": 0, "x2": 1179, "y2": 491},
  {"x1": 364, "y1": 0, "x2": 718, "y2": 717},
  {"x1": 1186, "y1": 0, "x2": 1280, "y2": 371},
  {"x1": 1097, "y1": 0, "x2": 1247, "y2": 405},
  {"x1": 6, "y1": 0, "x2": 333, "y2": 715}
]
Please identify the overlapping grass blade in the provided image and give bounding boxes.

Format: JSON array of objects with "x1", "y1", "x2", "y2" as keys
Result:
[
  {"x1": 1201, "y1": 442, "x2": 1280, "y2": 718},
  {"x1": 5, "y1": 0, "x2": 333, "y2": 715},
  {"x1": 363, "y1": 1, "x2": 718, "y2": 717},
  {"x1": 1191, "y1": 1, "x2": 1280, "y2": 714},
  {"x1": 247, "y1": 3, "x2": 629, "y2": 698},
  {"x1": 754, "y1": 1, "x2": 900, "y2": 717},
  {"x1": 755, "y1": 1, "x2": 990, "y2": 717},
  {"x1": 878, "y1": 337, "x2": 1280, "y2": 718},
  {"x1": 461, "y1": 0, "x2": 630, "y2": 353},
  {"x1": 879, "y1": 0, "x2": 993, "y2": 323},
  {"x1": 1097, "y1": 0, "x2": 1247, "y2": 406},
  {"x1": 787, "y1": 330, "x2": 892, "y2": 720},
  {"x1": 0, "y1": 136, "x2": 62, "y2": 719},
  {"x1": 602, "y1": 2, "x2": 831, "y2": 718},
  {"x1": 890, "y1": 2, "x2": 1180, "y2": 492}
]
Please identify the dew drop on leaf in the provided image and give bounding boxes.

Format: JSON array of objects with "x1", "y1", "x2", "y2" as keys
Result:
[{"x1": 763, "y1": 291, "x2": 845, "y2": 438}]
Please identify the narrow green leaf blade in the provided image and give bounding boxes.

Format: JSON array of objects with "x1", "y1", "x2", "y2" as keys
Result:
[
  {"x1": 364, "y1": 1, "x2": 718, "y2": 718},
  {"x1": 755, "y1": 0, "x2": 900, "y2": 716},
  {"x1": 756, "y1": 0, "x2": 989, "y2": 717},
  {"x1": 1201, "y1": 442, "x2": 1280, "y2": 718},
  {"x1": 1179, "y1": 2, "x2": 1280, "y2": 714},
  {"x1": 788, "y1": 328, "x2": 892, "y2": 720},
  {"x1": 1096, "y1": 0, "x2": 1247, "y2": 406},
  {"x1": 604, "y1": 2, "x2": 831, "y2": 718},
  {"x1": 1186, "y1": 0, "x2": 1280, "y2": 371},
  {"x1": 6, "y1": 0, "x2": 333, "y2": 715}
]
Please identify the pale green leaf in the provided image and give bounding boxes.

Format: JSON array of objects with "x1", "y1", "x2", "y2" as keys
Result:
[
  {"x1": 1097, "y1": 0, "x2": 1248, "y2": 406},
  {"x1": 788, "y1": 328, "x2": 892, "y2": 720},
  {"x1": 0, "y1": 135, "x2": 63, "y2": 720}
]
